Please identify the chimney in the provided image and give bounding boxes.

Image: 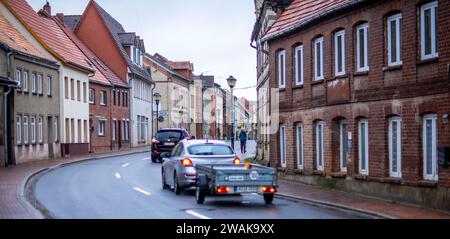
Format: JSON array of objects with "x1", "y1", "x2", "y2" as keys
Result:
[
  {"x1": 43, "y1": 1, "x2": 51, "y2": 16},
  {"x1": 56, "y1": 13, "x2": 64, "y2": 24}
]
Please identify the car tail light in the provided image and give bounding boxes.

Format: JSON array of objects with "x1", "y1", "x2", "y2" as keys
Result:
[
  {"x1": 216, "y1": 186, "x2": 230, "y2": 193},
  {"x1": 261, "y1": 186, "x2": 277, "y2": 193},
  {"x1": 233, "y1": 158, "x2": 241, "y2": 165},
  {"x1": 152, "y1": 138, "x2": 159, "y2": 144},
  {"x1": 180, "y1": 158, "x2": 193, "y2": 167}
]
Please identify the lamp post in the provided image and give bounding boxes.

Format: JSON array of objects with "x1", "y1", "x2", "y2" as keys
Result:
[
  {"x1": 153, "y1": 92, "x2": 161, "y2": 133},
  {"x1": 227, "y1": 76, "x2": 237, "y2": 150}
]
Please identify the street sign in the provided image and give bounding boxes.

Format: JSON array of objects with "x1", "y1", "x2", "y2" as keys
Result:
[{"x1": 158, "y1": 111, "x2": 168, "y2": 117}]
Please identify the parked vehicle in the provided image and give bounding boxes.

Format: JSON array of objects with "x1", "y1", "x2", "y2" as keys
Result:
[
  {"x1": 161, "y1": 139, "x2": 240, "y2": 195},
  {"x1": 151, "y1": 128, "x2": 192, "y2": 163},
  {"x1": 195, "y1": 163, "x2": 278, "y2": 204}
]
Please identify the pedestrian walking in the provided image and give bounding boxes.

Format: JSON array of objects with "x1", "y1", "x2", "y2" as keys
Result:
[{"x1": 239, "y1": 128, "x2": 248, "y2": 154}]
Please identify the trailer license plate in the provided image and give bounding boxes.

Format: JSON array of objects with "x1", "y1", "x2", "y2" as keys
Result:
[
  {"x1": 228, "y1": 175, "x2": 244, "y2": 181},
  {"x1": 235, "y1": 186, "x2": 258, "y2": 193}
]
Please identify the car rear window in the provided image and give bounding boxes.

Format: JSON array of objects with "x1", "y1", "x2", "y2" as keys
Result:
[
  {"x1": 156, "y1": 131, "x2": 182, "y2": 140},
  {"x1": 188, "y1": 145, "x2": 234, "y2": 156}
]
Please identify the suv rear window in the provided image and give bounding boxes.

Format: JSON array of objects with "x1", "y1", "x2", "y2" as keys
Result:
[
  {"x1": 188, "y1": 145, "x2": 234, "y2": 156},
  {"x1": 156, "y1": 131, "x2": 182, "y2": 141}
]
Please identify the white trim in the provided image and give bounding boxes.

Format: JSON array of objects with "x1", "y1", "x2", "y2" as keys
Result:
[
  {"x1": 334, "y1": 30, "x2": 346, "y2": 76},
  {"x1": 23, "y1": 71, "x2": 28, "y2": 92},
  {"x1": 295, "y1": 124, "x2": 304, "y2": 170},
  {"x1": 16, "y1": 69, "x2": 21, "y2": 90},
  {"x1": 339, "y1": 120, "x2": 348, "y2": 172},
  {"x1": 314, "y1": 37, "x2": 324, "y2": 80},
  {"x1": 278, "y1": 50, "x2": 286, "y2": 88},
  {"x1": 98, "y1": 119, "x2": 106, "y2": 136},
  {"x1": 38, "y1": 116, "x2": 43, "y2": 143},
  {"x1": 31, "y1": 73, "x2": 36, "y2": 93},
  {"x1": 358, "y1": 119, "x2": 369, "y2": 175},
  {"x1": 356, "y1": 23, "x2": 369, "y2": 72},
  {"x1": 388, "y1": 117, "x2": 402, "y2": 178},
  {"x1": 387, "y1": 13, "x2": 402, "y2": 66},
  {"x1": 316, "y1": 122, "x2": 324, "y2": 171},
  {"x1": 112, "y1": 119, "x2": 116, "y2": 141},
  {"x1": 54, "y1": 117, "x2": 58, "y2": 143},
  {"x1": 279, "y1": 125, "x2": 286, "y2": 168},
  {"x1": 37, "y1": 74, "x2": 43, "y2": 94},
  {"x1": 30, "y1": 116, "x2": 35, "y2": 144},
  {"x1": 100, "y1": 91, "x2": 106, "y2": 106},
  {"x1": 423, "y1": 114, "x2": 438, "y2": 181},
  {"x1": 420, "y1": 1, "x2": 438, "y2": 60},
  {"x1": 46, "y1": 76, "x2": 52, "y2": 96},
  {"x1": 23, "y1": 115, "x2": 28, "y2": 145},
  {"x1": 16, "y1": 115, "x2": 21, "y2": 144},
  {"x1": 294, "y1": 45, "x2": 304, "y2": 86},
  {"x1": 89, "y1": 88, "x2": 95, "y2": 104}
]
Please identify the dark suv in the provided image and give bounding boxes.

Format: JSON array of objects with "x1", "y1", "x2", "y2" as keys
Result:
[{"x1": 151, "y1": 128, "x2": 192, "y2": 163}]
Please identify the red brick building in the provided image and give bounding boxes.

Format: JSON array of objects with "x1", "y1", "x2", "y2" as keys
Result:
[
  {"x1": 60, "y1": 15, "x2": 130, "y2": 153},
  {"x1": 264, "y1": 0, "x2": 450, "y2": 210}
]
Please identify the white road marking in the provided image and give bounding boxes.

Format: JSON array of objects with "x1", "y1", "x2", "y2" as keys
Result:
[
  {"x1": 133, "y1": 187, "x2": 151, "y2": 196},
  {"x1": 115, "y1": 173, "x2": 121, "y2": 179},
  {"x1": 121, "y1": 163, "x2": 130, "y2": 168},
  {"x1": 141, "y1": 157, "x2": 151, "y2": 161},
  {"x1": 251, "y1": 193, "x2": 259, "y2": 196},
  {"x1": 186, "y1": 210, "x2": 211, "y2": 219}
]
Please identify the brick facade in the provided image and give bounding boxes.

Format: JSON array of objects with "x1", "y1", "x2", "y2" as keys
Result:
[{"x1": 267, "y1": 0, "x2": 450, "y2": 210}]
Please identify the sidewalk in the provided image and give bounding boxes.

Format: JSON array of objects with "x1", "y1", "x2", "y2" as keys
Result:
[
  {"x1": 0, "y1": 147, "x2": 150, "y2": 219},
  {"x1": 276, "y1": 179, "x2": 450, "y2": 219}
]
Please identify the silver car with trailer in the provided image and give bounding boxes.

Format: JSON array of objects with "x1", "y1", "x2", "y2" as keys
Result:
[
  {"x1": 195, "y1": 163, "x2": 278, "y2": 204},
  {"x1": 161, "y1": 139, "x2": 241, "y2": 195}
]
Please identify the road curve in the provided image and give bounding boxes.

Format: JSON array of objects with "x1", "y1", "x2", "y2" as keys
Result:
[{"x1": 32, "y1": 152, "x2": 363, "y2": 219}]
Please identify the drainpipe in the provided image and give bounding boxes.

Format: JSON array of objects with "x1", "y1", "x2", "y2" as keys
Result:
[
  {"x1": 110, "y1": 85, "x2": 115, "y2": 151},
  {"x1": 151, "y1": 82, "x2": 155, "y2": 138},
  {"x1": 4, "y1": 51, "x2": 14, "y2": 167}
]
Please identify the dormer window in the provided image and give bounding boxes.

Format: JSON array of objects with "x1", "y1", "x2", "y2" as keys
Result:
[{"x1": 132, "y1": 46, "x2": 142, "y2": 66}]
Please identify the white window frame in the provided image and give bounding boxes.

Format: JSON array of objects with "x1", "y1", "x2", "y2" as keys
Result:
[
  {"x1": 420, "y1": 1, "x2": 438, "y2": 60},
  {"x1": 295, "y1": 124, "x2": 304, "y2": 170},
  {"x1": 278, "y1": 50, "x2": 286, "y2": 88},
  {"x1": 340, "y1": 120, "x2": 348, "y2": 172},
  {"x1": 334, "y1": 30, "x2": 346, "y2": 76},
  {"x1": 38, "y1": 116, "x2": 43, "y2": 144},
  {"x1": 314, "y1": 37, "x2": 324, "y2": 81},
  {"x1": 30, "y1": 116, "x2": 36, "y2": 144},
  {"x1": 294, "y1": 45, "x2": 304, "y2": 86},
  {"x1": 356, "y1": 23, "x2": 369, "y2": 72},
  {"x1": 23, "y1": 71, "x2": 28, "y2": 92},
  {"x1": 125, "y1": 119, "x2": 130, "y2": 140},
  {"x1": 98, "y1": 119, "x2": 105, "y2": 136},
  {"x1": 112, "y1": 119, "x2": 116, "y2": 141},
  {"x1": 123, "y1": 118, "x2": 126, "y2": 141},
  {"x1": 279, "y1": 125, "x2": 286, "y2": 168},
  {"x1": 316, "y1": 122, "x2": 324, "y2": 171},
  {"x1": 89, "y1": 89, "x2": 94, "y2": 104},
  {"x1": 388, "y1": 117, "x2": 402, "y2": 178},
  {"x1": 423, "y1": 114, "x2": 438, "y2": 181},
  {"x1": 100, "y1": 91, "x2": 106, "y2": 106},
  {"x1": 31, "y1": 73, "x2": 36, "y2": 93},
  {"x1": 46, "y1": 76, "x2": 52, "y2": 96},
  {"x1": 23, "y1": 115, "x2": 28, "y2": 145},
  {"x1": 16, "y1": 70, "x2": 21, "y2": 90},
  {"x1": 387, "y1": 13, "x2": 402, "y2": 66},
  {"x1": 54, "y1": 117, "x2": 58, "y2": 143},
  {"x1": 358, "y1": 119, "x2": 369, "y2": 175},
  {"x1": 16, "y1": 115, "x2": 21, "y2": 144},
  {"x1": 37, "y1": 74, "x2": 43, "y2": 94}
]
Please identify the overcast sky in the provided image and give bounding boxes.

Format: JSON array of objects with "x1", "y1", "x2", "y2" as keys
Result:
[{"x1": 28, "y1": 0, "x2": 257, "y2": 101}]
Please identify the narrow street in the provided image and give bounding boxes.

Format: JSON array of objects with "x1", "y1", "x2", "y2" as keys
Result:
[{"x1": 32, "y1": 150, "x2": 362, "y2": 219}]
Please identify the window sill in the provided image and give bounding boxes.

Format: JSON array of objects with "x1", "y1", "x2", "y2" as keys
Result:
[
  {"x1": 354, "y1": 174, "x2": 369, "y2": 180},
  {"x1": 292, "y1": 84, "x2": 304, "y2": 89},
  {"x1": 417, "y1": 57, "x2": 439, "y2": 66},
  {"x1": 293, "y1": 169, "x2": 304, "y2": 174},
  {"x1": 312, "y1": 170, "x2": 325, "y2": 176},
  {"x1": 383, "y1": 65, "x2": 402, "y2": 72},
  {"x1": 311, "y1": 79, "x2": 324, "y2": 86},
  {"x1": 333, "y1": 74, "x2": 347, "y2": 79},
  {"x1": 330, "y1": 172, "x2": 347, "y2": 178},
  {"x1": 354, "y1": 71, "x2": 369, "y2": 76}
]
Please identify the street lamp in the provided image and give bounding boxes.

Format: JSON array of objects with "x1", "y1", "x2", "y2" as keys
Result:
[
  {"x1": 153, "y1": 92, "x2": 161, "y2": 133},
  {"x1": 227, "y1": 76, "x2": 237, "y2": 150}
]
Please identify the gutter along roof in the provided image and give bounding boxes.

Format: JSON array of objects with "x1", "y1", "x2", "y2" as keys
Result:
[{"x1": 263, "y1": 0, "x2": 368, "y2": 42}]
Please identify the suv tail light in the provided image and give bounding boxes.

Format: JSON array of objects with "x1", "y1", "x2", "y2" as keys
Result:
[
  {"x1": 180, "y1": 158, "x2": 193, "y2": 167},
  {"x1": 233, "y1": 158, "x2": 241, "y2": 165}
]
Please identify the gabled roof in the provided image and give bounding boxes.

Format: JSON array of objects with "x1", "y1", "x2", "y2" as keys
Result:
[
  {"x1": 63, "y1": 15, "x2": 81, "y2": 30},
  {"x1": 1, "y1": 0, "x2": 94, "y2": 73},
  {"x1": 57, "y1": 17, "x2": 127, "y2": 88},
  {"x1": 0, "y1": 14, "x2": 46, "y2": 59},
  {"x1": 88, "y1": 0, "x2": 151, "y2": 82},
  {"x1": 144, "y1": 53, "x2": 192, "y2": 83},
  {"x1": 263, "y1": 0, "x2": 365, "y2": 42}
]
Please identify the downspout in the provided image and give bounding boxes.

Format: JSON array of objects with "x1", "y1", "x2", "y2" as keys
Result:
[
  {"x1": 4, "y1": 51, "x2": 14, "y2": 167},
  {"x1": 151, "y1": 82, "x2": 155, "y2": 138},
  {"x1": 110, "y1": 84, "x2": 115, "y2": 151}
]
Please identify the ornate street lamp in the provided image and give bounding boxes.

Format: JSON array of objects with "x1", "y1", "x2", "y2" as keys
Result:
[
  {"x1": 153, "y1": 92, "x2": 161, "y2": 132},
  {"x1": 227, "y1": 76, "x2": 237, "y2": 150}
]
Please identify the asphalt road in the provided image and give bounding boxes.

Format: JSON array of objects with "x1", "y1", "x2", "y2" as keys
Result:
[{"x1": 33, "y1": 152, "x2": 363, "y2": 219}]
